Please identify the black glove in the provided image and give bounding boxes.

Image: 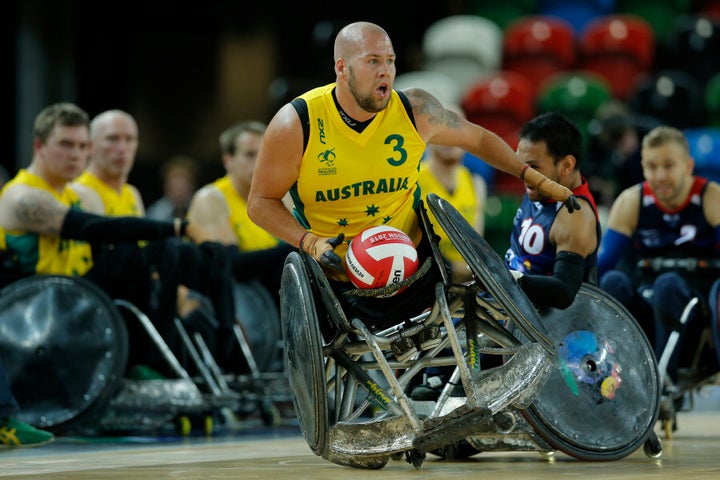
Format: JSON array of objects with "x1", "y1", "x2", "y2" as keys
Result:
[
  {"x1": 564, "y1": 194, "x2": 581, "y2": 214},
  {"x1": 318, "y1": 233, "x2": 345, "y2": 272}
]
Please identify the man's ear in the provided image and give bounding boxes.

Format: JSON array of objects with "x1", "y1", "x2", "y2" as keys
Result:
[{"x1": 560, "y1": 155, "x2": 576, "y2": 175}]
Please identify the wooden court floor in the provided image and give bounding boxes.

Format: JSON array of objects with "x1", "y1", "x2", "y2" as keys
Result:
[{"x1": 1, "y1": 389, "x2": 719, "y2": 480}]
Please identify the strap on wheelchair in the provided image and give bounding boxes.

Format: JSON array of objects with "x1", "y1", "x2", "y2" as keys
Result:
[
  {"x1": 342, "y1": 257, "x2": 433, "y2": 298},
  {"x1": 417, "y1": 199, "x2": 452, "y2": 286},
  {"x1": 637, "y1": 257, "x2": 720, "y2": 273}
]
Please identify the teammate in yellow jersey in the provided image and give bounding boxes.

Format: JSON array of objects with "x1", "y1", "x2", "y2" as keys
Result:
[
  {"x1": 418, "y1": 105, "x2": 486, "y2": 283},
  {"x1": 188, "y1": 121, "x2": 293, "y2": 302}
]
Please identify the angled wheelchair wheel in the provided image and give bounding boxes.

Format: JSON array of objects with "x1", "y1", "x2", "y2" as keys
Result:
[
  {"x1": 516, "y1": 284, "x2": 660, "y2": 461},
  {"x1": 710, "y1": 280, "x2": 720, "y2": 367},
  {"x1": 280, "y1": 252, "x2": 328, "y2": 456},
  {"x1": 426, "y1": 193, "x2": 660, "y2": 460},
  {"x1": 0, "y1": 275, "x2": 128, "y2": 433},
  {"x1": 232, "y1": 279, "x2": 282, "y2": 373},
  {"x1": 426, "y1": 193, "x2": 550, "y2": 347}
]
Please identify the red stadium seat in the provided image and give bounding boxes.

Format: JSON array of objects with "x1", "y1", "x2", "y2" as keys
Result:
[
  {"x1": 461, "y1": 71, "x2": 537, "y2": 195},
  {"x1": 460, "y1": 71, "x2": 536, "y2": 150},
  {"x1": 579, "y1": 15, "x2": 655, "y2": 100},
  {"x1": 502, "y1": 15, "x2": 578, "y2": 96}
]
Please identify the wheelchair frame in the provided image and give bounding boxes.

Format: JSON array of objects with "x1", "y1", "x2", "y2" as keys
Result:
[
  {"x1": 0, "y1": 274, "x2": 290, "y2": 436},
  {"x1": 279, "y1": 193, "x2": 662, "y2": 469}
]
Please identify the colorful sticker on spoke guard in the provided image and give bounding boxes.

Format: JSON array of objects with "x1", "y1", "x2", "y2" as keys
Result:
[{"x1": 558, "y1": 330, "x2": 622, "y2": 401}]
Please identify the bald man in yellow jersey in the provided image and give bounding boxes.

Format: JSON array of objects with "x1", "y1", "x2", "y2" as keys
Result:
[
  {"x1": 248, "y1": 22, "x2": 579, "y2": 334},
  {"x1": 73, "y1": 109, "x2": 240, "y2": 374}
]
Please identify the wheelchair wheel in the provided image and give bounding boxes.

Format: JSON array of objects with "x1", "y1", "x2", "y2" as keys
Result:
[
  {"x1": 515, "y1": 284, "x2": 660, "y2": 461},
  {"x1": 0, "y1": 275, "x2": 128, "y2": 433},
  {"x1": 232, "y1": 279, "x2": 282, "y2": 373},
  {"x1": 280, "y1": 252, "x2": 328, "y2": 456},
  {"x1": 426, "y1": 193, "x2": 551, "y2": 347},
  {"x1": 426, "y1": 193, "x2": 660, "y2": 460}
]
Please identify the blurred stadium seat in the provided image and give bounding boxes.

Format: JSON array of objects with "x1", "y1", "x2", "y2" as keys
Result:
[
  {"x1": 536, "y1": 71, "x2": 613, "y2": 154},
  {"x1": 694, "y1": 0, "x2": 720, "y2": 18},
  {"x1": 578, "y1": 15, "x2": 655, "y2": 100},
  {"x1": 628, "y1": 69, "x2": 705, "y2": 129},
  {"x1": 462, "y1": 71, "x2": 537, "y2": 197},
  {"x1": 394, "y1": 70, "x2": 462, "y2": 106},
  {"x1": 466, "y1": 0, "x2": 541, "y2": 29},
  {"x1": 685, "y1": 127, "x2": 720, "y2": 183},
  {"x1": 537, "y1": 0, "x2": 616, "y2": 34},
  {"x1": 461, "y1": 71, "x2": 537, "y2": 150},
  {"x1": 616, "y1": 0, "x2": 692, "y2": 41},
  {"x1": 664, "y1": 15, "x2": 720, "y2": 88},
  {"x1": 422, "y1": 15, "x2": 503, "y2": 92},
  {"x1": 502, "y1": 15, "x2": 577, "y2": 96},
  {"x1": 705, "y1": 73, "x2": 720, "y2": 128}
]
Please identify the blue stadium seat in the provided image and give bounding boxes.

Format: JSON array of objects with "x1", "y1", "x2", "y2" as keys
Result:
[
  {"x1": 537, "y1": 0, "x2": 616, "y2": 35},
  {"x1": 684, "y1": 127, "x2": 720, "y2": 183}
]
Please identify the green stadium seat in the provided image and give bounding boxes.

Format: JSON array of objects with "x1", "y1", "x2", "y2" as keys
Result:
[
  {"x1": 705, "y1": 73, "x2": 720, "y2": 128},
  {"x1": 536, "y1": 71, "x2": 613, "y2": 154},
  {"x1": 616, "y1": 0, "x2": 692, "y2": 41}
]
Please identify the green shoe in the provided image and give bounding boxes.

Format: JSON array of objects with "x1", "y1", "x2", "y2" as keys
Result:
[
  {"x1": 0, "y1": 417, "x2": 55, "y2": 448},
  {"x1": 127, "y1": 364, "x2": 167, "y2": 380}
]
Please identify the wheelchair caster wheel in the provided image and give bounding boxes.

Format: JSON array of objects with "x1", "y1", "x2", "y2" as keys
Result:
[
  {"x1": 260, "y1": 400, "x2": 281, "y2": 427},
  {"x1": 643, "y1": 432, "x2": 663, "y2": 459},
  {"x1": 177, "y1": 416, "x2": 192, "y2": 436},
  {"x1": 204, "y1": 415, "x2": 214, "y2": 436},
  {"x1": 539, "y1": 450, "x2": 555, "y2": 460},
  {"x1": 662, "y1": 419, "x2": 674, "y2": 440},
  {"x1": 405, "y1": 450, "x2": 425, "y2": 469}
]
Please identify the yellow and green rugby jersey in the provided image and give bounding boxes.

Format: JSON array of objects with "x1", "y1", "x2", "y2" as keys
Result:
[
  {"x1": 75, "y1": 171, "x2": 142, "y2": 217},
  {"x1": 0, "y1": 169, "x2": 93, "y2": 276},
  {"x1": 213, "y1": 175, "x2": 279, "y2": 251},
  {"x1": 417, "y1": 161, "x2": 479, "y2": 262},
  {"x1": 291, "y1": 84, "x2": 426, "y2": 259}
]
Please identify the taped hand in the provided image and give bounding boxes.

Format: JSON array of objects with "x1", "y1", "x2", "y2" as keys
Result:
[
  {"x1": 522, "y1": 167, "x2": 582, "y2": 213},
  {"x1": 300, "y1": 232, "x2": 346, "y2": 273}
]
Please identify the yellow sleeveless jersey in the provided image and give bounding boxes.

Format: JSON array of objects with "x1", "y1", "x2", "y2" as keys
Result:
[
  {"x1": 292, "y1": 84, "x2": 426, "y2": 259},
  {"x1": 213, "y1": 175, "x2": 279, "y2": 251},
  {"x1": 417, "y1": 162, "x2": 479, "y2": 262},
  {"x1": 0, "y1": 169, "x2": 93, "y2": 276},
  {"x1": 75, "y1": 171, "x2": 142, "y2": 216}
]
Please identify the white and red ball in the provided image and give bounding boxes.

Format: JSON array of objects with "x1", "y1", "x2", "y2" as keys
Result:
[{"x1": 345, "y1": 225, "x2": 419, "y2": 297}]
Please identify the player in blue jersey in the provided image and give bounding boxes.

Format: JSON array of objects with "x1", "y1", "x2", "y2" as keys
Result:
[
  {"x1": 413, "y1": 112, "x2": 600, "y2": 400},
  {"x1": 598, "y1": 126, "x2": 720, "y2": 384},
  {"x1": 505, "y1": 112, "x2": 601, "y2": 309}
]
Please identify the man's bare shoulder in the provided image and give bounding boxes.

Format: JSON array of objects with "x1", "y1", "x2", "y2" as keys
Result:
[
  {"x1": 612, "y1": 184, "x2": 642, "y2": 209},
  {"x1": 68, "y1": 183, "x2": 104, "y2": 214},
  {"x1": 188, "y1": 184, "x2": 228, "y2": 220},
  {"x1": 0, "y1": 183, "x2": 66, "y2": 234},
  {"x1": 401, "y1": 88, "x2": 448, "y2": 125}
]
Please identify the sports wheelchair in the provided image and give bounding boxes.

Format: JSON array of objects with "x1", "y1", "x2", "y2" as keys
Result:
[
  {"x1": 280, "y1": 193, "x2": 662, "y2": 469},
  {"x1": 656, "y1": 277, "x2": 720, "y2": 438},
  {"x1": 0, "y1": 274, "x2": 288, "y2": 435}
]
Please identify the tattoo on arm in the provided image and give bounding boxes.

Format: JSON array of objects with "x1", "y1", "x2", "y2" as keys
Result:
[
  {"x1": 407, "y1": 88, "x2": 458, "y2": 128},
  {"x1": 15, "y1": 193, "x2": 66, "y2": 236}
]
